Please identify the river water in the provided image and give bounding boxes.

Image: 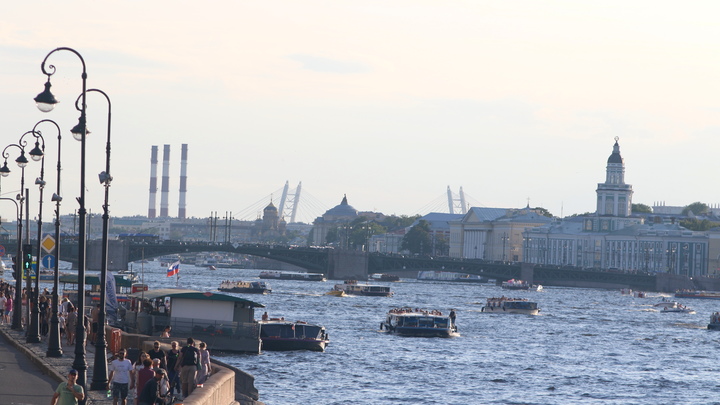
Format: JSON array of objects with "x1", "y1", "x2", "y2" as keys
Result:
[{"x1": 115, "y1": 263, "x2": 720, "y2": 404}]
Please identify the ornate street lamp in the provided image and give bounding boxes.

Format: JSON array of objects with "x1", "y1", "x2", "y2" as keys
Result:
[
  {"x1": 81, "y1": 89, "x2": 112, "y2": 390},
  {"x1": 2, "y1": 142, "x2": 30, "y2": 331},
  {"x1": 19, "y1": 129, "x2": 45, "y2": 344},
  {"x1": 30, "y1": 120, "x2": 65, "y2": 358},
  {"x1": 35, "y1": 46, "x2": 90, "y2": 392}
]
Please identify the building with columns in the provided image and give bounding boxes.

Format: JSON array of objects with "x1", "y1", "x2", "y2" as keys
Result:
[{"x1": 523, "y1": 138, "x2": 709, "y2": 275}]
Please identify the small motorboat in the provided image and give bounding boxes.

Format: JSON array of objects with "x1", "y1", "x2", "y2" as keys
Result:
[
  {"x1": 661, "y1": 303, "x2": 695, "y2": 314},
  {"x1": 708, "y1": 312, "x2": 720, "y2": 330}
]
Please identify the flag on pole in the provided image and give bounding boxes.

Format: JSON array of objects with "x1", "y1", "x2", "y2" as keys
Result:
[{"x1": 167, "y1": 261, "x2": 180, "y2": 277}]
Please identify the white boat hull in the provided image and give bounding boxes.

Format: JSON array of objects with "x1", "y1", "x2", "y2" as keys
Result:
[{"x1": 481, "y1": 306, "x2": 539, "y2": 315}]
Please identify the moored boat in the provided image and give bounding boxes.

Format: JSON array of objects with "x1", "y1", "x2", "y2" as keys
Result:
[
  {"x1": 330, "y1": 280, "x2": 393, "y2": 297},
  {"x1": 417, "y1": 270, "x2": 487, "y2": 283},
  {"x1": 481, "y1": 297, "x2": 540, "y2": 315},
  {"x1": 708, "y1": 312, "x2": 720, "y2": 330},
  {"x1": 380, "y1": 307, "x2": 458, "y2": 337},
  {"x1": 370, "y1": 273, "x2": 401, "y2": 282},
  {"x1": 259, "y1": 270, "x2": 326, "y2": 281},
  {"x1": 501, "y1": 279, "x2": 542, "y2": 291},
  {"x1": 259, "y1": 319, "x2": 330, "y2": 351},
  {"x1": 675, "y1": 290, "x2": 720, "y2": 300},
  {"x1": 219, "y1": 280, "x2": 271, "y2": 294}
]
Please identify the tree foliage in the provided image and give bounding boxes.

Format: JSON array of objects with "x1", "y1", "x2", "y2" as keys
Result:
[
  {"x1": 631, "y1": 203, "x2": 652, "y2": 213},
  {"x1": 532, "y1": 207, "x2": 554, "y2": 218},
  {"x1": 401, "y1": 220, "x2": 432, "y2": 255},
  {"x1": 679, "y1": 218, "x2": 720, "y2": 231},
  {"x1": 682, "y1": 202, "x2": 709, "y2": 216}
]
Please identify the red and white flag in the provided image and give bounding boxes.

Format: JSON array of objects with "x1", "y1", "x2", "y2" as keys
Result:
[{"x1": 167, "y1": 261, "x2": 180, "y2": 277}]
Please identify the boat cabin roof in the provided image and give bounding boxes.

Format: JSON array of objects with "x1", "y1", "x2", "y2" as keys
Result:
[
  {"x1": 128, "y1": 288, "x2": 265, "y2": 308},
  {"x1": 59, "y1": 274, "x2": 134, "y2": 287}
]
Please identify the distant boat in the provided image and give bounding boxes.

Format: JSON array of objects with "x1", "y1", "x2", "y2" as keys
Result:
[
  {"x1": 259, "y1": 319, "x2": 330, "y2": 351},
  {"x1": 259, "y1": 271, "x2": 326, "y2": 281},
  {"x1": 208, "y1": 265, "x2": 217, "y2": 271}
]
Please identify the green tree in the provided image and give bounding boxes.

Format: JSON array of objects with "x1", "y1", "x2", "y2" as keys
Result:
[
  {"x1": 379, "y1": 215, "x2": 420, "y2": 232},
  {"x1": 532, "y1": 207, "x2": 554, "y2": 218},
  {"x1": 632, "y1": 203, "x2": 652, "y2": 213},
  {"x1": 679, "y1": 218, "x2": 720, "y2": 231},
  {"x1": 401, "y1": 220, "x2": 432, "y2": 255},
  {"x1": 325, "y1": 227, "x2": 338, "y2": 244},
  {"x1": 682, "y1": 202, "x2": 709, "y2": 216}
]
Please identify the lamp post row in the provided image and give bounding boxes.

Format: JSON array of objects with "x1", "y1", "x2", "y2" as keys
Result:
[{"x1": 0, "y1": 47, "x2": 115, "y2": 401}]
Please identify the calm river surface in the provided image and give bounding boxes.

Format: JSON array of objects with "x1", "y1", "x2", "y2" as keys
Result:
[{"x1": 129, "y1": 262, "x2": 720, "y2": 405}]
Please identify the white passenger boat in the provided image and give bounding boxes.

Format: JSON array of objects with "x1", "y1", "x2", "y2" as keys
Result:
[
  {"x1": 380, "y1": 307, "x2": 458, "y2": 337},
  {"x1": 481, "y1": 297, "x2": 540, "y2": 315},
  {"x1": 330, "y1": 280, "x2": 393, "y2": 297},
  {"x1": 501, "y1": 279, "x2": 542, "y2": 291}
]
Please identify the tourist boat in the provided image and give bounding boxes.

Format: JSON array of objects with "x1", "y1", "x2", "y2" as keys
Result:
[
  {"x1": 661, "y1": 302, "x2": 695, "y2": 314},
  {"x1": 674, "y1": 290, "x2": 720, "y2": 300},
  {"x1": 501, "y1": 279, "x2": 542, "y2": 291},
  {"x1": 708, "y1": 312, "x2": 720, "y2": 330},
  {"x1": 259, "y1": 319, "x2": 330, "y2": 351},
  {"x1": 218, "y1": 280, "x2": 271, "y2": 294},
  {"x1": 259, "y1": 270, "x2": 326, "y2": 281},
  {"x1": 620, "y1": 288, "x2": 633, "y2": 295},
  {"x1": 380, "y1": 307, "x2": 458, "y2": 337},
  {"x1": 481, "y1": 297, "x2": 540, "y2": 315},
  {"x1": 417, "y1": 270, "x2": 487, "y2": 283},
  {"x1": 330, "y1": 280, "x2": 393, "y2": 297},
  {"x1": 370, "y1": 273, "x2": 401, "y2": 282}
]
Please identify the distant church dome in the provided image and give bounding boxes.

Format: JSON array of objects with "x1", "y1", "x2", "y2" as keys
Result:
[
  {"x1": 323, "y1": 195, "x2": 358, "y2": 219},
  {"x1": 264, "y1": 201, "x2": 277, "y2": 213}
]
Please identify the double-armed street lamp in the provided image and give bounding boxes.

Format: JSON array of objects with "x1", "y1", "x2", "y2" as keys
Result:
[
  {"x1": 1, "y1": 140, "x2": 38, "y2": 331},
  {"x1": 18, "y1": 129, "x2": 46, "y2": 344},
  {"x1": 34, "y1": 46, "x2": 90, "y2": 392},
  {"x1": 28, "y1": 119, "x2": 65, "y2": 358}
]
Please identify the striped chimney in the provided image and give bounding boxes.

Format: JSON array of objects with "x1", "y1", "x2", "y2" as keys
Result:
[
  {"x1": 160, "y1": 144, "x2": 170, "y2": 217},
  {"x1": 148, "y1": 145, "x2": 158, "y2": 218},
  {"x1": 178, "y1": 144, "x2": 188, "y2": 219}
]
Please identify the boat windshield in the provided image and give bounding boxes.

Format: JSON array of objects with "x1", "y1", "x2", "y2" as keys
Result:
[{"x1": 260, "y1": 323, "x2": 324, "y2": 339}]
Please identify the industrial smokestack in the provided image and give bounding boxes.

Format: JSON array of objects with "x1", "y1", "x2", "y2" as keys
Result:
[
  {"x1": 178, "y1": 144, "x2": 188, "y2": 219},
  {"x1": 160, "y1": 144, "x2": 170, "y2": 217},
  {"x1": 148, "y1": 145, "x2": 158, "y2": 218}
]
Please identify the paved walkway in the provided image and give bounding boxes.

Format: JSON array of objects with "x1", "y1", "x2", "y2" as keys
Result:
[{"x1": 0, "y1": 324, "x2": 113, "y2": 405}]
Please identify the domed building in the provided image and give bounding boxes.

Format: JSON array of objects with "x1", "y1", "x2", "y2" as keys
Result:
[{"x1": 312, "y1": 195, "x2": 358, "y2": 246}]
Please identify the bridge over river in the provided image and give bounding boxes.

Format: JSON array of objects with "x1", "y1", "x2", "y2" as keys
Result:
[{"x1": 6, "y1": 239, "x2": 701, "y2": 292}]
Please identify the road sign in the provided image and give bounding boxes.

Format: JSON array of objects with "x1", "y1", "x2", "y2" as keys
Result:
[
  {"x1": 41, "y1": 235, "x2": 55, "y2": 253},
  {"x1": 0, "y1": 245, "x2": 5, "y2": 257},
  {"x1": 42, "y1": 255, "x2": 55, "y2": 269}
]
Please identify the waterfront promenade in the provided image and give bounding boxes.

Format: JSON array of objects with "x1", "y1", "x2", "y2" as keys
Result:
[{"x1": 0, "y1": 324, "x2": 114, "y2": 404}]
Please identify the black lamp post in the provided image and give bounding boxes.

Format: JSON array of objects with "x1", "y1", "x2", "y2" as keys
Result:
[
  {"x1": 20, "y1": 130, "x2": 45, "y2": 344},
  {"x1": 2, "y1": 143, "x2": 29, "y2": 331},
  {"x1": 35, "y1": 46, "x2": 90, "y2": 393},
  {"x1": 82, "y1": 89, "x2": 112, "y2": 390},
  {"x1": 34, "y1": 119, "x2": 65, "y2": 358}
]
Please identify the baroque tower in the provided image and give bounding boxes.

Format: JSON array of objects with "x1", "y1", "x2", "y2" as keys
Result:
[{"x1": 596, "y1": 137, "x2": 633, "y2": 217}]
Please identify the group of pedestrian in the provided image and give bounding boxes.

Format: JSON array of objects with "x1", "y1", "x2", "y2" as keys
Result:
[{"x1": 105, "y1": 337, "x2": 211, "y2": 404}]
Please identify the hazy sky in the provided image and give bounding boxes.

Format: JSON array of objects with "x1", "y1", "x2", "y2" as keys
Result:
[{"x1": 2, "y1": 1, "x2": 720, "y2": 224}]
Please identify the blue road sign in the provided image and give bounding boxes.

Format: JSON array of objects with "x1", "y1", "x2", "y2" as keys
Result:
[{"x1": 42, "y1": 254, "x2": 55, "y2": 269}]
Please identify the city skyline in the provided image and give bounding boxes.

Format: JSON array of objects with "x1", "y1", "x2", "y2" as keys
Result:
[{"x1": 2, "y1": 2, "x2": 720, "y2": 222}]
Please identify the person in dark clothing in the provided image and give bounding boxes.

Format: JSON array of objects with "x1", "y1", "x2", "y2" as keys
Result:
[
  {"x1": 165, "y1": 341, "x2": 180, "y2": 395},
  {"x1": 137, "y1": 368, "x2": 165, "y2": 405},
  {"x1": 148, "y1": 341, "x2": 167, "y2": 370}
]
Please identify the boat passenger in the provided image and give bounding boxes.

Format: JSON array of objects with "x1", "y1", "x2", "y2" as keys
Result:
[
  {"x1": 262, "y1": 312, "x2": 269, "y2": 321},
  {"x1": 449, "y1": 309, "x2": 456, "y2": 325}
]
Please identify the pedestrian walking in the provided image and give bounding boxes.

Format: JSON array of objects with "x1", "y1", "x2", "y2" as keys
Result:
[
  {"x1": 175, "y1": 337, "x2": 200, "y2": 398},
  {"x1": 108, "y1": 348, "x2": 135, "y2": 405},
  {"x1": 50, "y1": 369, "x2": 84, "y2": 405}
]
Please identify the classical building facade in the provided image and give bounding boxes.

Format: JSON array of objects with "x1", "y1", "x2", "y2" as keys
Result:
[
  {"x1": 523, "y1": 138, "x2": 709, "y2": 276},
  {"x1": 449, "y1": 207, "x2": 552, "y2": 261}
]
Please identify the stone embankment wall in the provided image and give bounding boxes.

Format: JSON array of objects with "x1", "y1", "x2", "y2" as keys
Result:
[{"x1": 113, "y1": 327, "x2": 264, "y2": 405}]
